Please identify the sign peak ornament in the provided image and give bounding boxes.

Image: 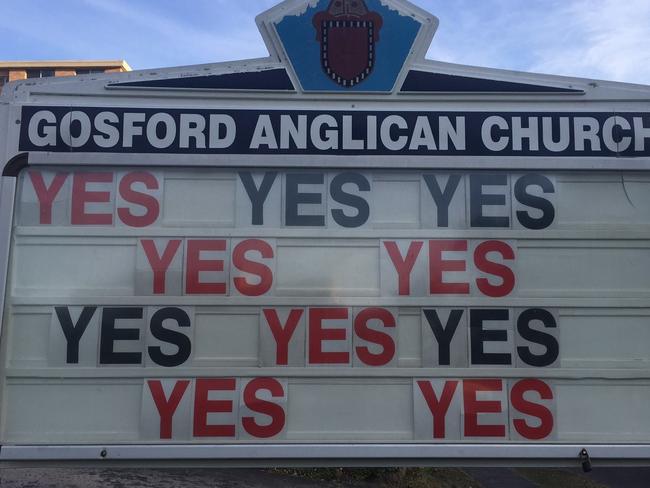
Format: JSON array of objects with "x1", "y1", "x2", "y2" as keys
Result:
[
  {"x1": 313, "y1": 0, "x2": 383, "y2": 87},
  {"x1": 110, "y1": 0, "x2": 583, "y2": 95},
  {"x1": 269, "y1": 0, "x2": 432, "y2": 92}
]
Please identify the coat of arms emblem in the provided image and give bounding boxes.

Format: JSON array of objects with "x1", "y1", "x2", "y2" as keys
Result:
[{"x1": 313, "y1": 0, "x2": 383, "y2": 87}]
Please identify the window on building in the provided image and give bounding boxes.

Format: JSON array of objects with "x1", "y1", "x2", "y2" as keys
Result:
[
  {"x1": 76, "y1": 69, "x2": 105, "y2": 75},
  {"x1": 0, "y1": 75, "x2": 8, "y2": 87},
  {"x1": 26, "y1": 69, "x2": 55, "y2": 79}
]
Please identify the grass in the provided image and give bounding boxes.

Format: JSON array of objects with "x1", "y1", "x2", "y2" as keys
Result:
[
  {"x1": 516, "y1": 468, "x2": 608, "y2": 488},
  {"x1": 272, "y1": 468, "x2": 479, "y2": 487},
  {"x1": 274, "y1": 467, "x2": 612, "y2": 487}
]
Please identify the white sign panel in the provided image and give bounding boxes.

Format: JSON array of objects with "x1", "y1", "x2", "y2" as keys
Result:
[{"x1": 1, "y1": 167, "x2": 649, "y2": 452}]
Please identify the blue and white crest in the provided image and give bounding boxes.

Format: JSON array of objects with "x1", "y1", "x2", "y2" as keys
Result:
[{"x1": 266, "y1": 0, "x2": 433, "y2": 92}]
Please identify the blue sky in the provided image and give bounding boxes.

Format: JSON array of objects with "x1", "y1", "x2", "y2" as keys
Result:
[{"x1": 2, "y1": 0, "x2": 650, "y2": 84}]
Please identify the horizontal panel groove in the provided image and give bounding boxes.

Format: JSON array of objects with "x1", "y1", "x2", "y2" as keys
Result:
[
  {"x1": 13, "y1": 228, "x2": 650, "y2": 240},
  {"x1": 6, "y1": 368, "x2": 650, "y2": 380},
  {"x1": 23, "y1": 153, "x2": 650, "y2": 170},
  {"x1": 9, "y1": 297, "x2": 650, "y2": 307}
]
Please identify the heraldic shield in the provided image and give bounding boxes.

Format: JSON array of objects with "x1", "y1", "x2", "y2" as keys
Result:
[{"x1": 313, "y1": 0, "x2": 384, "y2": 87}]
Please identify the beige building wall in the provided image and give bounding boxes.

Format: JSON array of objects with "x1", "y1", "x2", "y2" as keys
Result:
[{"x1": 0, "y1": 61, "x2": 131, "y2": 91}]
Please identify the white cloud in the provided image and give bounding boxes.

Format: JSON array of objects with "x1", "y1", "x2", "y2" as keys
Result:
[
  {"x1": 528, "y1": 0, "x2": 650, "y2": 84},
  {"x1": 419, "y1": 0, "x2": 650, "y2": 85}
]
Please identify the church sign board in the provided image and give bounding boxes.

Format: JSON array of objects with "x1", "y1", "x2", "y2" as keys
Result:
[{"x1": 0, "y1": 0, "x2": 649, "y2": 467}]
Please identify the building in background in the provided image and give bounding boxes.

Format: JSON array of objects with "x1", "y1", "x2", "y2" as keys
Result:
[{"x1": 0, "y1": 60, "x2": 131, "y2": 91}]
